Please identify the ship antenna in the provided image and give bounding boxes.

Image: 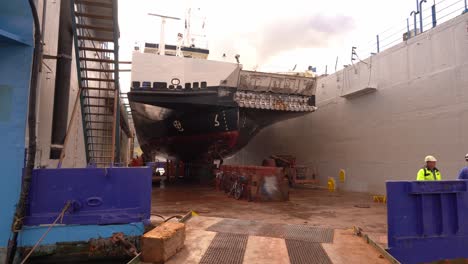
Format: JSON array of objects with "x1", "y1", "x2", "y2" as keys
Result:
[
  {"x1": 148, "y1": 13, "x2": 181, "y2": 56},
  {"x1": 185, "y1": 8, "x2": 192, "y2": 47}
]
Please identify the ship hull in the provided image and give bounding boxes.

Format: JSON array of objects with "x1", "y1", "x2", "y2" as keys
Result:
[{"x1": 129, "y1": 88, "x2": 307, "y2": 162}]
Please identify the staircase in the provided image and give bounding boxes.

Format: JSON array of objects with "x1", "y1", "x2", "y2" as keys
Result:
[{"x1": 70, "y1": 0, "x2": 120, "y2": 166}]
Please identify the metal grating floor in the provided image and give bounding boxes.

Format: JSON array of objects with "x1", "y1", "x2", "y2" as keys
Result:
[
  {"x1": 199, "y1": 233, "x2": 248, "y2": 264},
  {"x1": 206, "y1": 219, "x2": 334, "y2": 243},
  {"x1": 286, "y1": 239, "x2": 333, "y2": 264}
]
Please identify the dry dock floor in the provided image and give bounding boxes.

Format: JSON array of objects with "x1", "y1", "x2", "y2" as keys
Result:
[{"x1": 151, "y1": 184, "x2": 389, "y2": 264}]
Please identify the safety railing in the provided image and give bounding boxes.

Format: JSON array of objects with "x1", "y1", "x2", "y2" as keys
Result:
[{"x1": 353, "y1": 0, "x2": 467, "y2": 59}]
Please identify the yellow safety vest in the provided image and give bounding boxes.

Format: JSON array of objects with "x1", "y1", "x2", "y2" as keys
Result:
[{"x1": 416, "y1": 167, "x2": 442, "y2": 181}]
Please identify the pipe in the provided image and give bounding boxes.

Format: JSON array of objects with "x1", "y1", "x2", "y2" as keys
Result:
[
  {"x1": 431, "y1": 4, "x2": 437, "y2": 28},
  {"x1": 40, "y1": 0, "x2": 47, "y2": 45},
  {"x1": 410, "y1": 11, "x2": 418, "y2": 36},
  {"x1": 419, "y1": 0, "x2": 427, "y2": 33},
  {"x1": 6, "y1": 0, "x2": 42, "y2": 262},
  {"x1": 51, "y1": 0, "x2": 73, "y2": 156}
]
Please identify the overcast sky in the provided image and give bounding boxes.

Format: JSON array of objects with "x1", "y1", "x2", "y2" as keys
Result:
[{"x1": 117, "y1": 0, "x2": 462, "y2": 91}]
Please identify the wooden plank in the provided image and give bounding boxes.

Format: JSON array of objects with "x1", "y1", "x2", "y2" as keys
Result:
[
  {"x1": 75, "y1": 12, "x2": 113, "y2": 20},
  {"x1": 83, "y1": 104, "x2": 112, "y2": 108},
  {"x1": 79, "y1": 46, "x2": 115, "y2": 53},
  {"x1": 79, "y1": 57, "x2": 115, "y2": 63},
  {"x1": 82, "y1": 77, "x2": 116, "y2": 82},
  {"x1": 87, "y1": 128, "x2": 112, "y2": 131},
  {"x1": 87, "y1": 135, "x2": 113, "y2": 138},
  {"x1": 84, "y1": 112, "x2": 113, "y2": 116},
  {"x1": 83, "y1": 95, "x2": 114, "y2": 99},
  {"x1": 82, "y1": 87, "x2": 115, "y2": 91},
  {"x1": 81, "y1": 68, "x2": 116, "y2": 73},
  {"x1": 85, "y1": 121, "x2": 113, "y2": 124},
  {"x1": 76, "y1": 24, "x2": 114, "y2": 32},
  {"x1": 77, "y1": 35, "x2": 114, "y2": 42},
  {"x1": 75, "y1": 0, "x2": 113, "y2": 8}
]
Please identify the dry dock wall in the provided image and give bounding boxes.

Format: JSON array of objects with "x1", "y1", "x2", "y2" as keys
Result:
[{"x1": 229, "y1": 13, "x2": 468, "y2": 194}]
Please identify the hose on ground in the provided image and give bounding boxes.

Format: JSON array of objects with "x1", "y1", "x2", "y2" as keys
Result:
[{"x1": 150, "y1": 213, "x2": 183, "y2": 222}]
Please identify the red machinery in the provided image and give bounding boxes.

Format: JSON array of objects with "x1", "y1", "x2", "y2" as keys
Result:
[{"x1": 269, "y1": 155, "x2": 318, "y2": 186}]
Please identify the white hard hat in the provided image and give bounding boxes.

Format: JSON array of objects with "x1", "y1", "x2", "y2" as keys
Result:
[
  {"x1": 465, "y1": 153, "x2": 468, "y2": 160},
  {"x1": 425, "y1": 155, "x2": 437, "y2": 162}
]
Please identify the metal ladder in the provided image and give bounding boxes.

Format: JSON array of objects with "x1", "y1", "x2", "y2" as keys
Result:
[{"x1": 70, "y1": 0, "x2": 120, "y2": 167}]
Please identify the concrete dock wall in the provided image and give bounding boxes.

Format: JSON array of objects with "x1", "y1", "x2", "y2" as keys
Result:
[{"x1": 229, "y1": 13, "x2": 468, "y2": 194}]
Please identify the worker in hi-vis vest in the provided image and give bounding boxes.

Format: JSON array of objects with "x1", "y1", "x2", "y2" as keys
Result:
[
  {"x1": 457, "y1": 153, "x2": 468, "y2": 180},
  {"x1": 416, "y1": 155, "x2": 442, "y2": 181}
]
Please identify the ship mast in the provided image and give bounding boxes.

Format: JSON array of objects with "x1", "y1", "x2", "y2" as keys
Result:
[
  {"x1": 148, "y1": 13, "x2": 180, "y2": 56},
  {"x1": 185, "y1": 9, "x2": 191, "y2": 47},
  {"x1": 184, "y1": 8, "x2": 207, "y2": 49}
]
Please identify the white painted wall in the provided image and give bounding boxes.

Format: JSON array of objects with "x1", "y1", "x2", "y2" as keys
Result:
[
  {"x1": 229, "y1": 13, "x2": 468, "y2": 194},
  {"x1": 131, "y1": 51, "x2": 241, "y2": 87}
]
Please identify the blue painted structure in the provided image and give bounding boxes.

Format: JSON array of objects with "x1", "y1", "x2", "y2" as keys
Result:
[
  {"x1": 431, "y1": 4, "x2": 437, "y2": 28},
  {"x1": 387, "y1": 180, "x2": 468, "y2": 264},
  {"x1": 0, "y1": 0, "x2": 34, "y2": 250},
  {"x1": 419, "y1": 0, "x2": 427, "y2": 33},
  {"x1": 24, "y1": 167, "x2": 152, "y2": 225}
]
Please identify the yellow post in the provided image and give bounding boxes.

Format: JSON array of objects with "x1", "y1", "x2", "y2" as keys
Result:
[
  {"x1": 339, "y1": 169, "x2": 346, "y2": 182},
  {"x1": 328, "y1": 178, "x2": 336, "y2": 192}
]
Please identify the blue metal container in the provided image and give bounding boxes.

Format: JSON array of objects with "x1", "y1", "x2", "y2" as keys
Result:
[
  {"x1": 24, "y1": 167, "x2": 152, "y2": 225},
  {"x1": 387, "y1": 180, "x2": 468, "y2": 264}
]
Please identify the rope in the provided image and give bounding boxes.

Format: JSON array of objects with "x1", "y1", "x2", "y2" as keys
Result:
[{"x1": 20, "y1": 201, "x2": 71, "y2": 264}]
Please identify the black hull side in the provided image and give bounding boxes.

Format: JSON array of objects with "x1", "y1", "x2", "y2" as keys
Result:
[{"x1": 128, "y1": 87, "x2": 310, "y2": 162}]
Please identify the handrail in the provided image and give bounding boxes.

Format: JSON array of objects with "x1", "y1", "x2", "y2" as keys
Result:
[{"x1": 348, "y1": 0, "x2": 465, "y2": 69}]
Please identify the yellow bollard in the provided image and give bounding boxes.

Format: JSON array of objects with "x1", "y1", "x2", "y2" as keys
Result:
[
  {"x1": 328, "y1": 177, "x2": 336, "y2": 192},
  {"x1": 339, "y1": 169, "x2": 346, "y2": 183},
  {"x1": 372, "y1": 195, "x2": 387, "y2": 203}
]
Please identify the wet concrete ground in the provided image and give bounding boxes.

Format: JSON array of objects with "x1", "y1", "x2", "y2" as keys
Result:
[
  {"x1": 164, "y1": 216, "x2": 390, "y2": 264},
  {"x1": 149, "y1": 183, "x2": 390, "y2": 263},
  {"x1": 151, "y1": 183, "x2": 388, "y2": 244},
  {"x1": 152, "y1": 185, "x2": 387, "y2": 253}
]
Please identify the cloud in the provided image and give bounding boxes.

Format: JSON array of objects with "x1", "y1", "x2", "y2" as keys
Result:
[
  {"x1": 252, "y1": 14, "x2": 355, "y2": 64},
  {"x1": 207, "y1": 14, "x2": 355, "y2": 67}
]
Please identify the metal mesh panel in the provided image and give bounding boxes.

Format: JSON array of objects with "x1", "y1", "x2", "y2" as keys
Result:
[
  {"x1": 286, "y1": 239, "x2": 332, "y2": 264},
  {"x1": 207, "y1": 219, "x2": 334, "y2": 243},
  {"x1": 199, "y1": 233, "x2": 248, "y2": 264}
]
